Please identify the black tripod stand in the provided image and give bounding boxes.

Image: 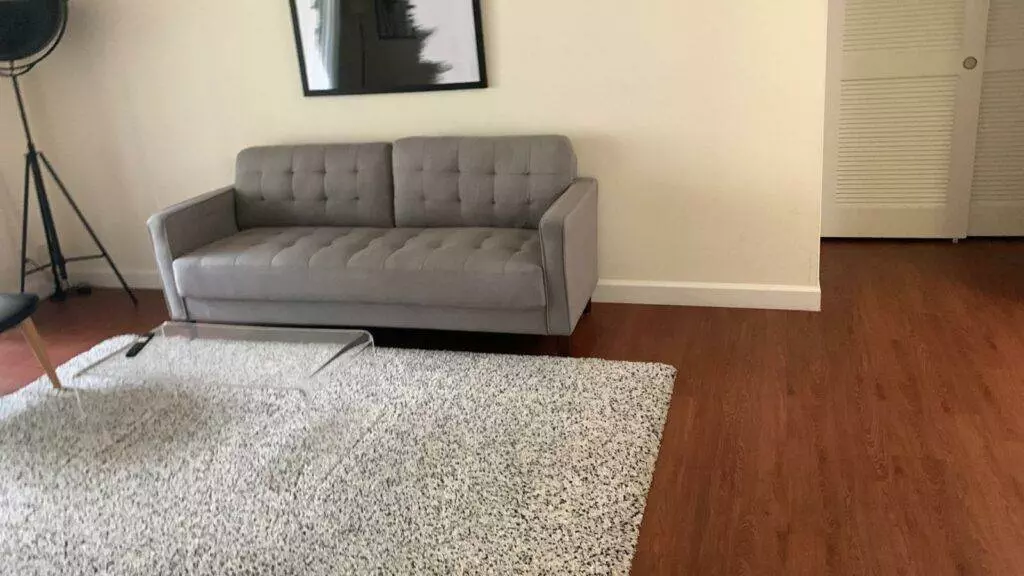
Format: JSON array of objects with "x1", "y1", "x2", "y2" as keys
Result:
[{"x1": 12, "y1": 75, "x2": 137, "y2": 305}]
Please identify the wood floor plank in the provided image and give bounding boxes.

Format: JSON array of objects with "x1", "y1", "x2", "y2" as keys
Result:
[{"x1": 2, "y1": 238, "x2": 1024, "y2": 574}]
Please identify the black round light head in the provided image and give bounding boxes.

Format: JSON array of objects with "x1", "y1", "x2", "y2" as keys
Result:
[{"x1": 0, "y1": 0, "x2": 66, "y2": 62}]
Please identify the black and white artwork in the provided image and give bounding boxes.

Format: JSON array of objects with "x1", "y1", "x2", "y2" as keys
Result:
[{"x1": 289, "y1": 0, "x2": 487, "y2": 96}]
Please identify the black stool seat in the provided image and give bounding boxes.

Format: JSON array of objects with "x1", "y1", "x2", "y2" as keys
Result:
[{"x1": 0, "y1": 294, "x2": 39, "y2": 333}]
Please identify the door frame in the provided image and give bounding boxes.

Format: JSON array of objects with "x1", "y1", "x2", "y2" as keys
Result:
[{"x1": 820, "y1": 0, "x2": 843, "y2": 238}]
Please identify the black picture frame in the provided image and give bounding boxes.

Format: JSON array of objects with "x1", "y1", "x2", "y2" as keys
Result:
[{"x1": 287, "y1": 0, "x2": 488, "y2": 97}]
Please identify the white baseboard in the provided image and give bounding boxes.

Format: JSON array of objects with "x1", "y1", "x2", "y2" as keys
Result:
[
  {"x1": 4, "y1": 268, "x2": 57, "y2": 298},
  {"x1": 72, "y1": 267, "x2": 822, "y2": 312},
  {"x1": 593, "y1": 279, "x2": 821, "y2": 311},
  {"x1": 70, "y1": 266, "x2": 163, "y2": 291},
  {"x1": 24, "y1": 274, "x2": 54, "y2": 299},
  {"x1": 5, "y1": 266, "x2": 156, "y2": 298}
]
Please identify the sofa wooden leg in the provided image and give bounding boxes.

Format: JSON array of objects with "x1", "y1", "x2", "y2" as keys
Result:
[
  {"x1": 556, "y1": 335, "x2": 573, "y2": 357},
  {"x1": 583, "y1": 299, "x2": 593, "y2": 316}
]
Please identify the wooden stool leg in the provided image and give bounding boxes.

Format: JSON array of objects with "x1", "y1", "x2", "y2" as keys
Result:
[{"x1": 19, "y1": 318, "x2": 62, "y2": 390}]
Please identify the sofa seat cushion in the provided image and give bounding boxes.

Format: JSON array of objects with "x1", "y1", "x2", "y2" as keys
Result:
[{"x1": 173, "y1": 227, "x2": 546, "y2": 309}]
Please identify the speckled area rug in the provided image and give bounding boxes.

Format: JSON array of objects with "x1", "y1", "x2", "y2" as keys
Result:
[{"x1": 0, "y1": 336, "x2": 676, "y2": 575}]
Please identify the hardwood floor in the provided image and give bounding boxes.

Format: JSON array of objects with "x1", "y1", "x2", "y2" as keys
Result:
[
  {"x1": 0, "y1": 290, "x2": 168, "y2": 396},
  {"x1": 3, "y1": 239, "x2": 1024, "y2": 575}
]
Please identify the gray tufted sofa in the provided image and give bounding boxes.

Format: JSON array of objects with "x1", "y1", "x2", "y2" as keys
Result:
[{"x1": 147, "y1": 136, "x2": 598, "y2": 343}]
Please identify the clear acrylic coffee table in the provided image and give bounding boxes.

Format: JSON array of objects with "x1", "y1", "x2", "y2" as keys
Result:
[{"x1": 75, "y1": 322, "x2": 374, "y2": 397}]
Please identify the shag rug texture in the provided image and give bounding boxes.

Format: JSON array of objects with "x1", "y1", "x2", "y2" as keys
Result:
[{"x1": 0, "y1": 336, "x2": 676, "y2": 575}]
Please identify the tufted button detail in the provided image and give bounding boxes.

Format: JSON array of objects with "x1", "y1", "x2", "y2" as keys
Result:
[{"x1": 180, "y1": 226, "x2": 544, "y2": 307}]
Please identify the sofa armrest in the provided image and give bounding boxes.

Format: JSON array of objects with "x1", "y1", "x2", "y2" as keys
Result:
[
  {"x1": 147, "y1": 186, "x2": 238, "y2": 320},
  {"x1": 539, "y1": 178, "x2": 599, "y2": 336}
]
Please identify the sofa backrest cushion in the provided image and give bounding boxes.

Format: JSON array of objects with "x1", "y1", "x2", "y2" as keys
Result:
[
  {"x1": 393, "y1": 136, "x2": 577, "y2": 229},
  {"x1": 235, "y1": 144, "x2": 394, "y2": 228}
]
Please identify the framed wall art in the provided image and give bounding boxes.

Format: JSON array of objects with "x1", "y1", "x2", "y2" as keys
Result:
[{"x1": 288, "y1": 0, "x2": 488, "y2": 96}]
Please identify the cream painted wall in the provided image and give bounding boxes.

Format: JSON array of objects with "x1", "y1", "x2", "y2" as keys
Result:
[
  {"x1": 0, "y1": 0, "x2": 827, "y2": 309},
  {"x1": 0, "y1": 88, "x2": 26, "y2": 293},
  {"x1": 0, "y1": 172, "x2": 19, "y2": 293}
]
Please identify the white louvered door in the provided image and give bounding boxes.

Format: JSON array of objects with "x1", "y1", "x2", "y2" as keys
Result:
[
  {"x1": 967, "y1": 0, "x2": 1024, "y2": 235},
  {"x1": 823, "y1": 0, "x2": 990, "y2": 238}
]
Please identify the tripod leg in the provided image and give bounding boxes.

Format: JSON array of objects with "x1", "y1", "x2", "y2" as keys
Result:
[
  {"x1": 38, "y1": 152, "x2": 138, "y2": 306},
  {"x1": 28, "y1": 150, "x2": 67, "y2": 300},
  {"x1": 12, "y1": 75, "x2": 65, "y2": 300},
  {"x1": 19, "y1": 155, "x2": 30, "y2": 293}
]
